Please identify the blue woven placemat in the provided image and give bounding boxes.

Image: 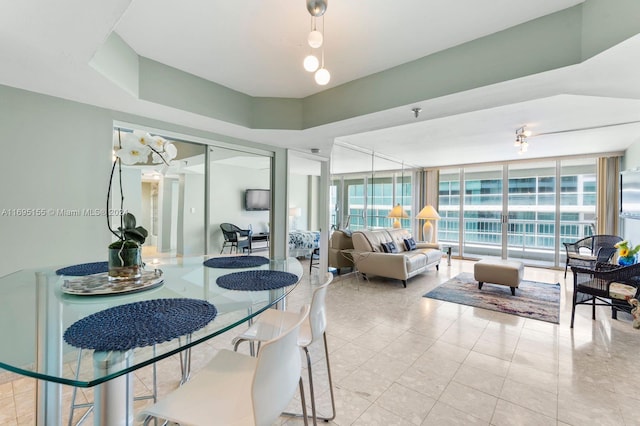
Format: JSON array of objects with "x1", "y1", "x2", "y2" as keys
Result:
[
  {"x1": 203, "y1": 256, "x2": 270, "y2": 269},
  {"x1": 63, "y1": 298, "x2": 217, "y2": 351},
  {"x1": 216, "y1": 270, "x2": 299, "y2": 291},
  {"x1": 56, "y1": 261, "x2": 109, "y2": 276}
]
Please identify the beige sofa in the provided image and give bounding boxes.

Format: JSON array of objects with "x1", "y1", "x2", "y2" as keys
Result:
[{"x1": 351, "y1": 228, "x2": 443, "y2": 287}]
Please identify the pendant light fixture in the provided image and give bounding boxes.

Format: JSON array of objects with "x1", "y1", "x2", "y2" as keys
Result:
[{"x1": 304, "y1": 0, "x2": 330, "y2": 85}]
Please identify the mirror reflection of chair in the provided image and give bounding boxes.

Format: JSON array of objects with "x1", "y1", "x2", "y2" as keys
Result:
[
  {"x1": 220, "y1": 223, "x2": 252, "y2": 254},
  {"x1": 232, "y1": 273, "x2": 335, "y2": 424},
  {"x1": 309, "y1": 247, "x2": 320, "y2": 274},
  {"x1": 563, "y1": 234, "x2": 623, "y2": 278},
  {"x1": 139, "y1": 305, "x2": 311, "y2": 426}
]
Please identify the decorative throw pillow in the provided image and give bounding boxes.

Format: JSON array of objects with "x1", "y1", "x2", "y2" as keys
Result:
[
  {"x1": 381, "y1": 241, "x2": 398, "y2": 253},
  {"x1": 404, "y1": 237, "x2": 417, "y2": 251}
]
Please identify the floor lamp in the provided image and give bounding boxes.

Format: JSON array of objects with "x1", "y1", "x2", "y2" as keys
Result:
[{"x1": 417, "y1": 205, "x2": 441, "y2": 243}]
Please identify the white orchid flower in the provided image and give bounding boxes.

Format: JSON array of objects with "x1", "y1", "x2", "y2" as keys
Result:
[
  {"x1": 152, "y1": 142, "x2": 177, "y2": 164},
  {"x1": 132, "y1": 130, "x2": 154, "y2": 147},
  {"x1": 115, "y1": 136, "x2": 151, "y2": 165},
  {"x1": 150, "y1": 135, "x2": 167, "y2": 151}
]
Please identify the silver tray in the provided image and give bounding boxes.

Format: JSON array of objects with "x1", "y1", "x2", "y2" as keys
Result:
[{"x1": 61, "y1": 269, "x2": 164, "y2": 296}]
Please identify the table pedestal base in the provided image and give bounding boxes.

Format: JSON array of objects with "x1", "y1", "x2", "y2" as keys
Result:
[{"x1": 94, "y1": 351, "x2": 133, "y2": 426}]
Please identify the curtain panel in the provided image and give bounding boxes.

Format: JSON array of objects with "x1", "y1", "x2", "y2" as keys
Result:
[{"x1": 597, "y1": 156, "x2": 620, "y2": 235}]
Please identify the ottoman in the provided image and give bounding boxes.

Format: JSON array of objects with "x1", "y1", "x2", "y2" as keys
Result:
[{"x1": 474, "y1": 258, "x2": 524, "y2": 295}]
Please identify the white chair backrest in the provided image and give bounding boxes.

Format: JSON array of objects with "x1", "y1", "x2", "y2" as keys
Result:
[
  {"x1": 309, "y1": 273, "x2": 333, "y2": 342},
  {"x1": 251, "y1": 304, "x2": 310, "y2": 426}
]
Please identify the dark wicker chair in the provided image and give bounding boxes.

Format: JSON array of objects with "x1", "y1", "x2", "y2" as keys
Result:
[
  {"x1": 570, "y1": 260, "x2": 640, "y2": 328},
  {"x1": 220, "y1": 223, "x2": 252, "y2": 254},
  {"x1": 563, "y1": 234, "x2": 623, "y2": 278}
]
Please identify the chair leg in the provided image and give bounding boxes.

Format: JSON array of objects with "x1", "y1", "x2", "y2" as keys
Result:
[
  {"x1": 592, "y1": 296, "x2": 596, "y2": 320},
  {"x1": 283, "y1": 332, "x2": 336, "y2": 423},
  {"x1": 570, "y1": 290, "x2": 577, "y2": 328},
  {"x1": 564, "y1": 259, "x2": 569, "y2": 279},
  {"x1": 303, "y1": 347, "x2": 318, "y2": 425},
  {"x1": 299, "y1": 378, "x2": 309, "y2": 426},
  {"x1": 321, "y1": 332, "x2": 337, "y2": 421},
  {"x1": 68, "y1": 349, "x2": 94, "y2": 426}
]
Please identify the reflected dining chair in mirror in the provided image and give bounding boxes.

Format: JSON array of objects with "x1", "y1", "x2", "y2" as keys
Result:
[
  {"x1": 563, "y1": 234, "x2": 623, "y2": 278},
  {"x1": 232, "y1": 273, "x2": 336, "y2": 424},
  {"x1": 139, "y1": 305, "x2": 311, "y2": 426},
  {"x1": 220, "y1": 223, "x2": 252, "y2": 254}
]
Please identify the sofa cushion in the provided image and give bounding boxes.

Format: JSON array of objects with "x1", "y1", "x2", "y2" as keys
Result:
[
  {"x1": 386, "y1": 228, "x2": 415, "y2": 253},
  {"x1": 381, "y1": 241, "x2": 399, "y2": 253},
  {"x1": 404, "y1": 250, "x2": 428, "y2": 270},
  {"x1": 404, "y1": 237, "x2": 417, "y2": 251}
]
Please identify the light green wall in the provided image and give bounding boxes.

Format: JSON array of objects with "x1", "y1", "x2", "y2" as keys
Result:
[
  {"x1": 0, "y1": 85, "x2": 112, "y2": 277},
  {"x1": 581, "y1": 0, "x2": 640, "y2": 60},
  {"x1": 0, "y1": 84, "x2": 287, "y2": 277}
]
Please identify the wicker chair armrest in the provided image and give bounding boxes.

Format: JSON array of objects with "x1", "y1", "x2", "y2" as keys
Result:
[
  {"x1": 563, "y1": 242, "x2": 579, "y2": 254},
  {"x1": 591, "y1": 262, "x2": 640, "y2": 284},
  {"x1": 237, "y1": 229, "x2": 252, "y2": 237}
]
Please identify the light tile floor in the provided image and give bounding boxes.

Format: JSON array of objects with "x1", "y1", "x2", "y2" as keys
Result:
[{"x1": 1, "y1": 258, "x2": 640, "y2": 425}]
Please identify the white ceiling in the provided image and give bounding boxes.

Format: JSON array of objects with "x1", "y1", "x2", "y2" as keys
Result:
[{"x1": 2, "y1": 0, "x2": 639, "y2": 174}]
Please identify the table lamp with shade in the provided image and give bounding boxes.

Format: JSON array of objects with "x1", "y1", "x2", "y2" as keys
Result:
[
  {"x1": 387, "y1": 203, "x2": 408, "y2": 228},
  {"x1": 289, "y1": 207, "x2": 302, "y2": 230},
  {"x1": 416, "y1": 205, "x2": 441, "y2": 242}
]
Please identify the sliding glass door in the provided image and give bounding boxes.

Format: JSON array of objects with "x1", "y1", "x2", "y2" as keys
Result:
[
  {"x1": 438, "y1": 158, "x2": 597, "y2": 267},
  {"x1": 461, "y1": 166, "x2": 503, "y2": 258},
  {"x1": 507, "y1": 162, "x2": 556, "y2": 264}
]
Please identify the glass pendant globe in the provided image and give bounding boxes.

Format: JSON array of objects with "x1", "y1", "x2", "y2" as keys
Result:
[
  {"x1": 303, "y1": 55, "x2": 319, "y2": 72},
  {"x1": 315, "y1": 67, "x2": 330, "y2": 85},
  {"x1": 307, "y1": 30, "x2": 323, "y2": 48}
]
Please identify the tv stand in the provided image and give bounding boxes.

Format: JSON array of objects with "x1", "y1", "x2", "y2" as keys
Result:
[{"x1": 251, "y1": 232, "x2": 269, "y2": 251}]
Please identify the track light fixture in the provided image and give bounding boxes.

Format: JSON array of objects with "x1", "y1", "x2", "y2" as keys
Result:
[{"x1": 515, "y1": 126, "x2": 532, "y2": 155}]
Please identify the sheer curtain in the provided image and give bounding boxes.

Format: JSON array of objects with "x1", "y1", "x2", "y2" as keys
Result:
[{"x1": 596, "y1": 156, "x2": 621, "y2": 235}]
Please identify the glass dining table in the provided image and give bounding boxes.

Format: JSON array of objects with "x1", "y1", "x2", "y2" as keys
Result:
[{"x1": 0, "y1": 255, "x2": 303, "y2": 426}]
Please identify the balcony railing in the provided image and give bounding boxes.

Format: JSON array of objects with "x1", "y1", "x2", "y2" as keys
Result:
[{"x1": 438, "y1": 217, "x2": 595, "y2": 263}]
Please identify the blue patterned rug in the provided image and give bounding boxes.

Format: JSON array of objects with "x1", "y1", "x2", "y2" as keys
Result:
[{"x1": 424, "y1": 272, "x2": 560, "y2": 323}]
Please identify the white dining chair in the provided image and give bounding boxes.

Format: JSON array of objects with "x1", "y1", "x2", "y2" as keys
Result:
[
  {"x1": 232, "y1": 273, "x2": 335, "y2": 424},
  {"x1": 138, "y1": 304, "x2": 310, "y2": 426}
]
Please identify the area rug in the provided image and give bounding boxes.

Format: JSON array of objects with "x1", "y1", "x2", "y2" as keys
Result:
[{"x1": 424, "y1": 272, "x2": 560, "y2": 323}]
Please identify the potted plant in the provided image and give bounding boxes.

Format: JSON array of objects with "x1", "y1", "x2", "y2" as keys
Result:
[
  {"x1": 108, "y1": 213, "x2": 148, "y2": 280},
  {"x1": 107, "y1": 130, "x2": 176, "y2": 280},
  {"x1": 614, "y1": 240, "x2": 640, "y2": 266}
]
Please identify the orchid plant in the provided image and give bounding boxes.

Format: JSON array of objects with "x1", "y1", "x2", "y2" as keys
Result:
[{"x1": 108, "y1": 130, "x2": 177, "y2": 249}]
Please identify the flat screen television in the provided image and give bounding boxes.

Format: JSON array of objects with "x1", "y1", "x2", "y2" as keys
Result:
[
  {"x1": 245, "y1": 189, "x2": 270, "y2": 211},
  {"x1": 620, "y1": 170, "x2": 640, "y2": 219}
]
